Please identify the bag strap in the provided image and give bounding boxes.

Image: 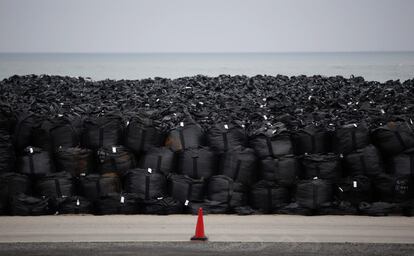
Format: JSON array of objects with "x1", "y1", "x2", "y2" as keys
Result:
[
  {"x1": 312, "y1": 181, "x2": 317, "y2": 210},
  {"x1": 145, "y1": 174, "x2": 150, "y2": 200},
  {"x1": 28, "y1": 153, "x2": 35, "y2": 175},
  {"x1": 359, "y1": 155, "x2": 367, "y2": 176},
  {"x1": 227, "y1": 178, "x2": 234, "y2": 206},
  {"x1": 54, "y1": 179, "x2": 62, "y2": 198},
  {"x1": 179, "y1": 129, "x2": 186, "y2": 149},
  {"x1": 157, "y1": 155, "x2": 162, "y2": 171},
  {"x1": 233, "y1": 160, "x2": 242, "y2": 181},
  {"x1": 273, "y1": 158, "x2": 280, "y2": 180},
  {"x1": 222, "y1": 131, "x2": 229, "y2": 151},
  {"x1": 99, "y1": 127, "x2": 104, "y2": 148},
  {"x1": 267, "y1": 186, "x2": 273, "y2": 213},
  {"x1": 139, "y1": 129, "x2": 147, "y2": 152},
  {"x1": 186, "y1": 182, "x2": 193, "y2": 201},
  {"x1": 95, "y1": 178, "x2": 102, "y2": 198},
  {"x1": 351, "y1": 129, "x2": 357, "y2": 151},
  {"x1": 192, "y1": 156, "x2": 199, "y2": 178},
  {"x1": 266, "y1": 137, "x2": 275, "y2": 157}
]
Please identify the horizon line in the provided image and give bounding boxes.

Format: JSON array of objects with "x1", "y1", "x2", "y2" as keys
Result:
[{"x1": 1, "y1": 50, "x2": 414, "y2": 54}]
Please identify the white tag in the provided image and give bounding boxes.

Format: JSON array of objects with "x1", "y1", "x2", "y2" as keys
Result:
[
  {"x1": 308, "y1": 96, "x2": 312, "y2": 101},
  {"x1": 353, "y1": 181, "x2": 358, "y2": 188},
  {"x1": 76, "y1": 199, "x2": 80, "y2": 206},
  {"x1": 185, "y1": 86, "x2": 192, "y2": 89},
  {"x1": 157, "y1": 197, "x2": 163, "y2": 200},
  {"x1": 80, "y1": 173, "x2": 86, "y2": 176},
  {"x1": 224, "y1": 124, "x2": 229, "y2": 129},
  {"x1": 241, "y1": 124, "x2": 245, "y2": 128},
  {"x1": 112, "y1": 147, "x2": 117, "y2": 153},
  {"x1": 339, "y1": 154, "x2": 344, "y2": 158},
  {"x1": 156, "y1": 98, "x2": 160, "y2": 102},
  {"x1": 313, "y1": 176, "x2": 318, "y2": 180},
  {"x1": 147, "y1": 168, "x2": 152, "y2": 174},
  {"x1": 126, "y1": 120, "x2": 130, "y2": 126},
  {"x1": 410, "y1": 119, "x2": 413, "y2": 125},
  {"x1": 380, "y1": 109, "x2": 385, "y2": 114},
  {"x1": 29, "y1": 147, "x2": 34, "y2": 154},
  {"x1": 120, "y1": 196, "x2": 125, "y2": 204},
  {"x1": 263, "y1": 115, "x2": 268, "y2": 120},
  {"x1": 353, "y1": 123, "x2": 357, "y2": 128},
  {"x1": 199, "y1": 101, "x2": 204, "y2": 105},
  {"x1": 262, "y1": 98, "x2": 267, "y2": 102},
  {"x1": 338, "y1": 187, "x2": 344, "y2": 192},
  {"x1": 180, "y1": 122, "x2": 184, "y2": 127},
  {"x1": 184, "y1": 200, "x2": 189, "y2": 206},
  {"x1": 58, "y1": 114, "x2": 63, "y2": 117}
]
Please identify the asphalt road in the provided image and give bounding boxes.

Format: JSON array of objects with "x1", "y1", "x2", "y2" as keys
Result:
[
  {"x1": 0, "y1": 215, "x2": 414, "y2": 255},
  {"x1": 0, "y1": 215, "x2": 414, "y2": 243}
]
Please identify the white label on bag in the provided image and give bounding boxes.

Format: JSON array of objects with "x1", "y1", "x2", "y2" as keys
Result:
[
  {"x1": 58, "y1": 114, "x2": 63, "y2": 117},
  {"x1": 80, "y1": 173, "x2": 86, "y2": 176},
  {"x1": 180, "y1": 122, "x2": 184, "y2": 127},
  {"x1": 148, "y1": 168, "x2": 152, "y2": 174},
  {"x1": 308, "y1": 96, "x2": 312, "y2": 101},
  {"x1": 120, "y1": 196, "x2": 125, "y2": 204},
  {"x1": 313, "y1": 176, "x2": 318, "y2": 180},
  {"x1": 184, "y1": 200, "x2": 189, "y2": 206},
  {"x1": 199, "y1": 101, "x2": 204, "y2": 105},
  {"x1": 126, "y1": 120, "x2": 130, "y2": 126},
  {"x1": 156, "y1": 98, "x2": 160, "y2": 102},
  {"x1": 263, "y1": 115, "x2": 268, "y2": 120},
  {"x1": 353, "y1": 123, "x2": 357, "y2": 127},
  {"x1": 338, "y1": 187, "x2": 344, "y2": 192},
  {"x1": 157, "y1": 197, "x2": 163, "y2": 200},
  {"x1": 339, "y1": 154, "x2": 344, "y2": 158},
  {"x1": 263, "y1": 98, "x2": 266, "y2": 102},
  {"x1": 381, "y1": 109, "x2": 385, "y2": 114},
  {"x1": 353, "y1": 181, "x2": 358, "y2": 188},
  {"x1": 29, "y1": 147, "x2": 34, "y2": 154},
  {"x1": 410, "y1": 119, "x2": 413, "y2": 125},
  {"x1": 112, "y1": 147, "x2": 117, "y2": 153},
  {"x1": 241, "y1": 124, "x2": 245, "y2": 128},
  {"x1": 224, "y1": 124, "x2": 229, "y2": 129},
  {"x1": 76, "y1": 199, "x2": 80, "y2": 206}
]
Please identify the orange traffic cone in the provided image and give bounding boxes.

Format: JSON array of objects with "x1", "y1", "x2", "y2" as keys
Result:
[{"x1": 191, "y1": 207, "x2": 208, "y2": 241}]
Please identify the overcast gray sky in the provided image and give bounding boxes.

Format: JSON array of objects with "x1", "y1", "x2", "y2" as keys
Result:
[{"x1": 0, "y1": 0, "x2": 413, "y2": 53}]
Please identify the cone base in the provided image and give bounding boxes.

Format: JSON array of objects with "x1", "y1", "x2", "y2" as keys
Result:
[{"x1": 191, "y1": 236, "x2": 208, "y2": 241}]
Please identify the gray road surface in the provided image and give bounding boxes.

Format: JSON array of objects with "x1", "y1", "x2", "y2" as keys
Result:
[{"x1": 0, "y1": 215, "x2": 414, "y2": 244}]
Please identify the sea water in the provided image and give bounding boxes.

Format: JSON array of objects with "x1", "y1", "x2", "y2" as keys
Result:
[{"x1": 0, "y1": 52, "x2": 413, "y2": 82}]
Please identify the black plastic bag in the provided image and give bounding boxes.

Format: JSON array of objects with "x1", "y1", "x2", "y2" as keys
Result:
[
  {"x1": 79, "y1": 173, "x2": 121, "y2": 201},
  {"x1": 207, "y1": 175, "x2": 247, "y2": 209},
  {"x1": 165, "y1": 121, "x2": 205, "y2": 152},
  {"x1": 186, "y1": 200, "x2": 229, "y2": 214},
  {"x1": 295, "y1": 179, "x2": 333, "y2": 210},
  {"x1": 178, "y1": 147, "x2": 216, "y2": 179},
  {"x1": 218, "y1": 146, "x2": 257, "y2": 185},
  {"x1": 301, "y1": 153, "x2": 341, "y2": 181},
  {"x1": 0, "y1": 173, "x2": 31, "y2": 214},
  {"x1": 82, "y1": 114, "x2": 124, "y2": 150},
  {"x1": 57, "y1": 196, "x2": 93, "y2": 214},
  {"x1": 293, "y1": 125, "x2": 332, "y2": 155},
  {"x1": 250, "y1": 128, "x2": 293, "y2": 158},
  {"x1": 141, "y1": 197, "x2": 183, "y2": 214},
  {"x1": 55, "y1": 147, "x2": 94, "y2": 176},
  {"x1": 335, "y1": 175, "x2": 372, "y2": 205},
  {"x1": 372, "y1": 173, "x2": 413, "y2": 203},
  {"x1": 207, "y1": 123, "x2": 247, "y2": 153},
  {"x1": 168, "y1": 174, "x2": 205, "y2": 203},
  {"x1": 138, "y1": 147, "x2": 175, "y2": 176},
  {"x1": 389, "y1": 150, "x2": 414, "y2": 177},
  {"x1": 9, "y1": 194, "x2": 52, "y2": 216},
  {"x1": 96, "y1": 146, "x2": 136, "y2": 176},
  {"x1": 250, "y1": 180, "x2": 290, "y2": 213},
  {"x1": 334, "y1": 123, "x2": 370, "y2": 154},
  {"x1": 124, "y1": 116, "x2": 165, "y2": 154},
  {"x1": 260, "y1": 155, "x2": 299, "y2": 186},
  {"x1": 13, "y1": 113, "x2": 36, "y2": 153},
  {"x1": 35, "y1": 172, "x2": 74, "y2": 198},
  {"x1": 372, "y1": 121, "x2": 414, "y2": 156},
  {"x1": 123, "y1": 168, "x2": 167, "y2": 201},
  {"x1": 32, "y1": 116, "x2": 82, "y2": 151},
  {"x1": 0, "y1": 133, "x2": 15, "y2": 173},
  {"x1": 95, "y1": 193, "x2": 139, "y2": 215},
  {"x1": 358, "y1": 201, "x2": 396, "y2": 216},
  {"x1": 344, "y1": 145, "x2": 384, "y2": 177},
  {"x1": 16, "y1": 146, "x2": 54, "y2": 177}
]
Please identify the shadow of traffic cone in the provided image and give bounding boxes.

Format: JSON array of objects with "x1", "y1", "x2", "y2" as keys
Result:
[{"x1": 191, "y1": 207, "x2": 208, "y2": 241}]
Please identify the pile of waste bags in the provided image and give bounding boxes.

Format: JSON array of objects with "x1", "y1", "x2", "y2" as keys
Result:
[{"x1": 0, "y1": 74, "x2": 413, "y2": 216}]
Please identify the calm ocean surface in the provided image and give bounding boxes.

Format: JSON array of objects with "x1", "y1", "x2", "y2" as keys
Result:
[{"x1": 0, "y1": 52, "x2": 413, "y2": 82}]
